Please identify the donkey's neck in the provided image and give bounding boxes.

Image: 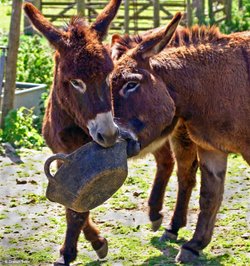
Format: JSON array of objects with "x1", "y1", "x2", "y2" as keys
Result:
[{"x1": 150, "y1": 30, "x2": 248, "y2": 119}]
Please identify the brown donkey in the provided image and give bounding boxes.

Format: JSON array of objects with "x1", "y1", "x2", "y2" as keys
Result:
[
  {"x1": 111, "y1": 27, "x2": 198, "y2": 235},
  {"x1": 110, "y1": 13, "x2": 250, "y2": 263},
  {"x1": 23, "y1": 1, "x2": 121, "y2": 265}
]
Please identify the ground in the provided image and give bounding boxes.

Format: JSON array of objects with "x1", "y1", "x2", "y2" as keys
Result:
[{"x1": 0, "y1": 147, "x2": 249, "y2": 266}]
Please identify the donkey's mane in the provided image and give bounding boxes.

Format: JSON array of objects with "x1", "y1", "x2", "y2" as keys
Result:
[
  {"x1": 116, "y1": 25, "x2": 223, "y2": 50},
  {"x1": 63, "y1": 16, "x2": 89, "y2": 32},
  {"x1": 171, "y1": 25, "x2": 223, "y2": 46}
]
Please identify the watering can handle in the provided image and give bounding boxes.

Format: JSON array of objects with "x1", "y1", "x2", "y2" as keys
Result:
[{"x1": 44, "y1": 153, "x2": 69, "y2": 180}]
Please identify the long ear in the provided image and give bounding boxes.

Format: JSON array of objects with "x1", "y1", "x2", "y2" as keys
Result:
[
  {"x1": 23, "y1": 3, "x2": 65, "y2": 49},
  {"x1": 134, "y1": 12, "x2": 182, "y2": 59},
  {"x1": 91, "y1": 0, "x2": 122, "y2": 40},
  {"x1": 110, "y1": 34, "x2": 128, "y2": 61}
]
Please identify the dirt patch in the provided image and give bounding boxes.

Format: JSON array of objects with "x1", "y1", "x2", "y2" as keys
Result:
[{"x1": 0, "y1": 148, "x2": 249, "y2": 265}]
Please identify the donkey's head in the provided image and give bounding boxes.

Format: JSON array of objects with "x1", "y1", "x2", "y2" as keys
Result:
[
  {"x1": 109, "y1": 13, "x2": 182, "y2": 154},
  {"x1": 23, "y1": 0, "x2": 122, "y2": 147}
]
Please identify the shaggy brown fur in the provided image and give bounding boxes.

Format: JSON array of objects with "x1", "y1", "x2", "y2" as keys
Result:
[
  {"x1": 110, "y1": 12, "x2": 250, "y2": 263},
  {"x1": 23, "y1": 1, "x2": 121, "y2": 265}
]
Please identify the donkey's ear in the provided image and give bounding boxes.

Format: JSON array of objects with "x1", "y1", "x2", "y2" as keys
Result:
[
  {"x1": 111, "y1": 34, "x2": 123, "y2": 46},
  {"x1": 135, "y1": 12, "x2": 182, "y2": 59},
  {"x1": 23, "y1": 3, "x2": 65, "y2": 49},
  {"x1": 110, "y1": 34, "x2": 128, "y2": 60},
  {"x1": 91, "y1": 0, "x2": 122, "y2": 40}
]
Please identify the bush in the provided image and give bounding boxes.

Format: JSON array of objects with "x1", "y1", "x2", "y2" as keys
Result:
[
  {"x1": 220, "y1": 1, "x2": 250, "y2": 33},
  {"x1": 2, "y1": 34, "x2": 52, "y2": 119},
  {"x1": 17, "y1": 35, "x2": 53, "y2": 87},
  {"x1": 0, "y1": 107, "x2": 44, "y2": 149}
]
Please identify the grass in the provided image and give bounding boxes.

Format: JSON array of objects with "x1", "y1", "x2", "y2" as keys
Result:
[
  {"x1": 0, "y1": 3, "x2": 11, "y2": 35},
  {"x1": 0, "y1": 148, "x2": 249, "y2": 265}
]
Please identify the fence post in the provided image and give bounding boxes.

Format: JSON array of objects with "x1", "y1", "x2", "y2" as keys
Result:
[
  {"x1": 1, "y1": 0, "x2": 22, "y2": 128},
  {"x1": 77, "y1": 0, "x2": 86, "y2": 17},
  {"x1": 124, "y1": 0, "x2": 129, "y2": 33},
  {"x1": 208, "y1": 0, "x2": 215, "y2": 24},
  {"x1": 24, "y1": 0, "x2": 41, "y2": 35},
  {"x1": 238, "y1": 0, "x2": 243, "y2": 9},
  {"x1": 0, "y1": 47, "x2": 7, "y2": 97},
  {"x1": 194, "y1": 0, "x2": 205, "y2": 25},
  {"x1": 225, "y1": 0, "x2": 232, "y2": 24},
  {"x1": 187, "y1": 0, "x2": 193, "y2": 27},
  {"x1": 153, "y1": 0, "x2": 160, "y2": 28}
]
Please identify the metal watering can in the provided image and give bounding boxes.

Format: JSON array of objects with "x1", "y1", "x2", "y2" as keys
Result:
[{"x1": 44, "y1": 141, "x2": 128, "y2": 212}]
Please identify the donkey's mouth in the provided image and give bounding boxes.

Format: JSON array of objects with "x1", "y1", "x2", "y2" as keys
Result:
[{"x1": 118, "y1": 128, "x2": 141, "y2": 158}]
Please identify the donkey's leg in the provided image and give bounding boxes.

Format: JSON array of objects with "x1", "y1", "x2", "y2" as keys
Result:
[
  {"x1": 242, "y1": 152, "x2": 250, "y2": 165},
  {"x1": 56, "y1": 209, "x2": 88, "y2": 265},
  {"x1": 149, "y1": 141, "x2": 175, "y2": 232},
  {"x1": 56, "y1": 209, "x2": 107, "y2": 265},
  {"x1": 82, "y1": 216, "x2": 108, "y2": 259},
  {"x1": 176, "y1": 147, "x2": 227, "y2": 263},
  {"x1": 161, "y1": 126, "x2": 198, "y2": 241}
]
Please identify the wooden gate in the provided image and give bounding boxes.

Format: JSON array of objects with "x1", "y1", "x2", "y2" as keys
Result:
[{"x1": 27, "y1": 1, "x2": 232, "y2": 34}]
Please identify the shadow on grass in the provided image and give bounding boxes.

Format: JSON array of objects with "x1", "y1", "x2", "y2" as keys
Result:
[
  {"x1": 85, "y1": 259, "x2": 108, "y2": 266},
  {"x1": 81, "y1": 237, "x2": 235, "y2": 266},
  {"x1": 139, "y1": 236, "x2": 226, "y2": 266}
]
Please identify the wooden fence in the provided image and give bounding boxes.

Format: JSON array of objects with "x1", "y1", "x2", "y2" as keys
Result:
[{"x1": 24, "y1": 0, "x2": 233, "y2": 34}]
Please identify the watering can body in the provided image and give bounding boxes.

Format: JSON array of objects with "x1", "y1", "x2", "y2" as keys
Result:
[{"x1": 44, "y1": 141, "x2": 128, "y2": 212}]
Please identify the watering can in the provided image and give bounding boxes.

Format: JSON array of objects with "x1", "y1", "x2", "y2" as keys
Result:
[{"x1": 44, "y1": 141, "x2": 128, "y2": 212}]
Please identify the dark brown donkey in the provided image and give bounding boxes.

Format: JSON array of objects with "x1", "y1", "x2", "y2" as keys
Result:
[
  {"x1": 23, "y1": 1, "x2": 121, "y2": 265},
  {"x1": 111, "y1": 26, "x2": 198, "y2": 235},
  {"x1": 110, "y1": 13, "x2": 250, "y2": 263}
]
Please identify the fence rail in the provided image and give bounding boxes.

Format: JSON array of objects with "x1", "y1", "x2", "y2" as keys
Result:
[{"x1": 26, "y1": 1, "x2": 233, "y2": 34}]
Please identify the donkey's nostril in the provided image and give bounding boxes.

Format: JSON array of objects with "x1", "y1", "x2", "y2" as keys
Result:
[
  {"x1": 97, "y1": 132, "x2": 105, "y2": 143},
  {"x1": 96, "y1": 128, "x2": 119, "y2": 148}
]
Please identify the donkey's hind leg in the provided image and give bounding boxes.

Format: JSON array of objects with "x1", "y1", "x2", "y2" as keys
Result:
[
  {"x1": 176, "y1": 147, "x2": 227, "y2": 263},
  {"x1": 161, "y1": 124, "x2": 198, "y2": 241},
  {"x1": 149, "y1": 141, "x2": 175, "y2": 232}
]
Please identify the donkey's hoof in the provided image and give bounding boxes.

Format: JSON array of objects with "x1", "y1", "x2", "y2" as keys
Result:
[
  {"x1": 175, "y1": 247, "x2": 199, "y2": 263},
  {"x1": 159, "y1": 229, "x2": 177, "y2": 242},
  {"x1": 95, "y1": 238, "x2": 108, "y2": 259},
  {"x1": 151, "y1": 216, "x2": 163, "y2": 232},
  {"x1": 54, "y1": 256, "x2": 69, "y2": 266}
]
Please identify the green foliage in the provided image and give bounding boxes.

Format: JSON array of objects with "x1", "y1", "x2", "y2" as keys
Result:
[
  {"x1": 220, "y1": 1, "x2": 250, "y2": 33},
  {"x1": 0, "y1": 34, "x2": 53, "y2": 144},
  {"x1": 15, "y1": 35, "x2": 53, "y2": 135},
  {"x1": 0, "y1": 107, "x2": 44, "y2": 149},
  {"x1": 17, "y1": 35, "x2": 53, "y2": 87}
]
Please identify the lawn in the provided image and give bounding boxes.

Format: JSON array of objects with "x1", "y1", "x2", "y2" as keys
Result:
[
  {"x1": 0, "y1": 1, "x2": 249, "y2": 265},
  {"x1": 0, "y1": 148, "x2": 249, "y2": 265}
]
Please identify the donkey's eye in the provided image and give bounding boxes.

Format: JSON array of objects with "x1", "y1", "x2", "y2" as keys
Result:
[
  {"x1": 70, "y1": 79, "x2": 86, "y2": 93},
  {"x1": 120, "y1": 81, "x2": 140, "y2": 98}
]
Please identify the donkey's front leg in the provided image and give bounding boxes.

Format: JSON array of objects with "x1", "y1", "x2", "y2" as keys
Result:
[
  {"x1": 82, "y1": 215, "x2": 108, "y2": 259},
  {"x1": 161, "y1": 127, "x2": 198, "y2": 241},
  {"x1": 55, "y1": 209, "x2": 88, "y2": 265},
  {"x1": 176, "y1": 147, "x2": 227, "y2": 263},
  {"x1": 149, "y1": 141, "x2": 175, "y2": 232}
]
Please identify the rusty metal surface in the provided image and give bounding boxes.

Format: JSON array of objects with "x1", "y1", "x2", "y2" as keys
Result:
[{"x1": 44, "y1": 141, "x2": 128, "y2": 212}]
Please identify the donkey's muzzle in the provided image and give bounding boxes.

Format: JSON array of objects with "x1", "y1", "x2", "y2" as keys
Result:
[
  {"x1": 126, "y1": 139, "x2": 141, "y2": 158},
  {"x1": 118, "y1": 128, "x2": 141, "y2": 157},
  {"x1": 96, "y1": 127, "x2": 119, "y2": 148},
  {"x1": 87, "y1": 111, "x2": 119, "y2": 148}
]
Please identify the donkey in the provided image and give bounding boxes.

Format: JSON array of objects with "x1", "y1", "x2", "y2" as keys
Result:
[
  {"x1": 23, "y1": 1, "x2": 121, "y2": 265},
  {"x1": 109, "y1": 12, "x2": 250, "y2": 263},
  {"x1": 111, "y1": 27, "x2": 198, "y2": 234}
]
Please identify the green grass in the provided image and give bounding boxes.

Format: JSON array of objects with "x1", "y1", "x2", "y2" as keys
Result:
[
  {"x1": 0, "y1": 3, "x2": 11, "y2": 35},
  {"x1": 0, "y1": 148, "x2": 249, "y2": 265}
]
